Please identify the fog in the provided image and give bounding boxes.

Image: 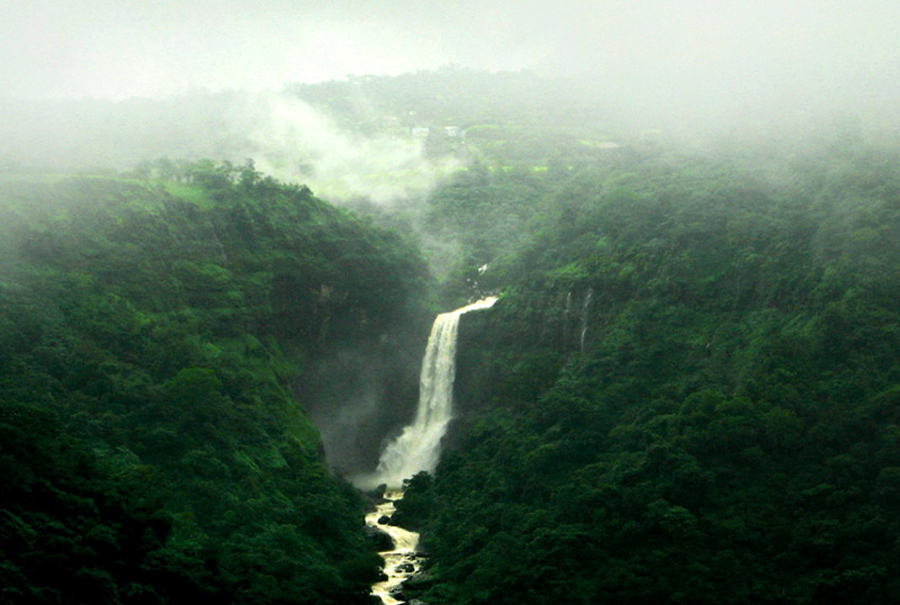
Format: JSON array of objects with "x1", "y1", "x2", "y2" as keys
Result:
[
  {"x1": 3, "y1": 2, "x2": 900, "y2": 192},
  {"x1": 4, "y1": 1, "x2": 899, "y2": 113},
  {"x1": 230, "y1": 92, "x2": 461, "y2": 202}
]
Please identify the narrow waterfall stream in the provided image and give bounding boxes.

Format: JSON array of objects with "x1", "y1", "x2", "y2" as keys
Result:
[{"x1": 358, "y1": 296, "x2": 498, "y2": 605}]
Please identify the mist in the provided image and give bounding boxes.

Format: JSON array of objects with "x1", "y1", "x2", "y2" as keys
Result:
[
  {"x1": 3, "y1": 1, "x2": 899, "y2": 127},
  {"x1": 1, "y1": 1, "x2": 898, "y2": 174},
  {"x1": 229, "y1": 92, "x2": 461, "y2": 203},
  {"x1": 0, "y1": 90, "x2": 461, "y2": 203}
]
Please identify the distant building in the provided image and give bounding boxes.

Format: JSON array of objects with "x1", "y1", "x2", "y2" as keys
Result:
[
  {"x1": 411, "y1": 127, "x2": 430, "y2": 138},
  {"x1": 444, "y1": 126, "x2": 462, "y2": 138}
]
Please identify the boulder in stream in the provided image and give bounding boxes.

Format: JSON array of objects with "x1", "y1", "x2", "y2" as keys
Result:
[{"x1": 365, "y1": 526, "x2": 395, "y2": 551}]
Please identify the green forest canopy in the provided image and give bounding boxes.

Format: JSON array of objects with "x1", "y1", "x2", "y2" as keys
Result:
[
  {"x1": 0, "y1": 162, "x2": 431, "y2": 605},
  {"x1": 395, "y1": 135, "x2": 900, "y2": 604},
  {"x1": 2, "y1": 67, "x2": 900, "y2": 605}
]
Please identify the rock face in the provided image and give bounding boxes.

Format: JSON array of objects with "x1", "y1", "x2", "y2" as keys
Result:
[
  {"x1": 400, "y1": 570, "x2": 435, "y2": 604},
  {"x1": 366, "y1": 525, "x2": 395, "y2": 552}
]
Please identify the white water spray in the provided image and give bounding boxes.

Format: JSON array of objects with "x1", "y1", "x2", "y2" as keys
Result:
[
  {"x1": 361, "y1": 296, "x2": 497, "y2": 604},
  {"x1": 357, "y1": 296, "x2": 497, "y2": 490}
]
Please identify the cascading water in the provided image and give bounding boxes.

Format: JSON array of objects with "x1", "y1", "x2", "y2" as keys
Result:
[
  {"x1": 580, "y1": 286, "x2": 593, "y2": 353},
  {"x1": 366, "y1": 491, "x2": 420, "y2": 605},
  {"x1": 359, "y1": 295, "x2": 498, "y2": 490},
  {"x1": 359, "y1": 296, "x2": 498, "y2": 605}
]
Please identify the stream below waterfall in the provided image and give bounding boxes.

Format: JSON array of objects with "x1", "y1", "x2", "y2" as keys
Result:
[
  {"x1": 358, "y1": 297, "x2": 498, "y2": 604},
  {"x1": 366, "y1": 491, "x2": 421, "y2": 605}
]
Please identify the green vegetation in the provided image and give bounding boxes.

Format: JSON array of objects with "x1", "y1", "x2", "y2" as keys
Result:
[
  {"x1": 5, "y1": 68, "x2": 900, "y2": 605},
  {"x1": 395, "y1": 138, "x2": 900, "y2": 604},
  {"x1": 0, "y1": 162, "x2": 430, "y2": 604}
]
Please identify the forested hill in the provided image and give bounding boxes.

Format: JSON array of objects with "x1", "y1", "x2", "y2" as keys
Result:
[
  {"x1": 0, "y1": 163, "x2": 429, "y2": 604},
  {"x1": 4, "y1": 67, "x2": 900, "y2": 605},
  {"x1": 396, "y1": 141, "x2": 900, "y2": 604}
]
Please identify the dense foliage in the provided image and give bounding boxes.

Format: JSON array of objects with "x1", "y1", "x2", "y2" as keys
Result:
[
  {"x1": 0, "y1": 163, "x2": 429, "y2": 604},
  {"x1": 397, "y1": 139, "x2": 900, "y2": 604},
  {"x1": 5, "y1": 68, "x2": 900, "y2": 605}
]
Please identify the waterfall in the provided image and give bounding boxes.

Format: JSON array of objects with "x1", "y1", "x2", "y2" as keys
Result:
[
  {"x1": 360, "y1": 296, "x2": 497, "y2": 604},
  {"x1": 580, "y1": 286, "x2": 593, "y2": 353},
  {"x1": 359, "y1": 296, "x2": 497, "y2": 490}
]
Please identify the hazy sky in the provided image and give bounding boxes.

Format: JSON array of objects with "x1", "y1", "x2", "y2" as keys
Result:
[{"x1": 2, "y1": 0, "x2": 899, "y2": 104}]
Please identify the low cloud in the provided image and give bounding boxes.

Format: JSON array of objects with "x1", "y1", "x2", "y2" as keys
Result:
[
  {"x1": 0, "y1": 90, "x2": 462, "y2": 205},
  {"x1": 228, "y1": 92, "x2": 463, "y2": 204}
]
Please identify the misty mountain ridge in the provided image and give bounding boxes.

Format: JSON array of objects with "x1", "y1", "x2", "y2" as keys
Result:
[{"x1": 3, "y1": 67, "x2": 898, "y2": 203}]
